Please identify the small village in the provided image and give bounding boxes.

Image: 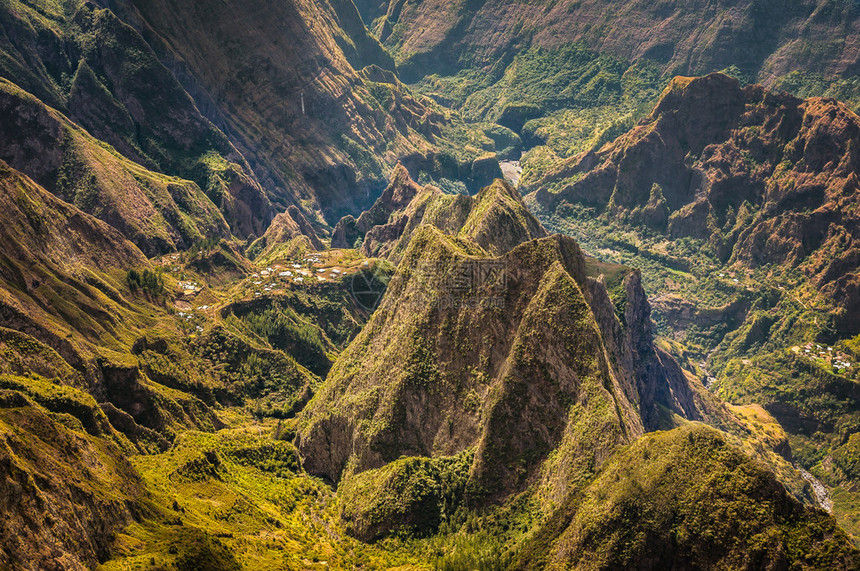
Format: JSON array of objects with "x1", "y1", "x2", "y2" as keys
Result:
[
  {"x1": 792, "y1": 343, "x2": 855, "y2": 373},
  {"x1": 154, "y1": 248, "x2": 372, "y2": 338},
  {"x1": 239, "y1": 251, "x2": 360, "y2": 299}
]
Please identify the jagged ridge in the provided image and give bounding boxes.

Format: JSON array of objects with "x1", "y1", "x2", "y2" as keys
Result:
[{"x1": 531, "y1": 73, "x2": 860, "y2": 333}]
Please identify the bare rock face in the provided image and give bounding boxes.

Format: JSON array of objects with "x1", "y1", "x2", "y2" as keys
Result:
[
  {"x1": 587, "y1": 269, "x2": 703, "y2": 431},
  {"x1": 531, "y1": 73, "x2": 860, "y2": 333},
  {"x1": 202, "y1": 162, "x2": 273, "y2": 239},
  {"x1": 331, "y1": 215, "x2": 361, "y2": 250},
  {"x1": 331, "y1": 164, "x2": 422, "y2": 249}
]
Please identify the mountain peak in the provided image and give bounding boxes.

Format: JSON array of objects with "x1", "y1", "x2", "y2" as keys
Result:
[{"x1": 460, "y1": 178, "x2": 548, "y2": 255}]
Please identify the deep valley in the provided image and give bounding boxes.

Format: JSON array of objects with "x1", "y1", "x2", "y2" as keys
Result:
[{"x1": 1, "y1": 1, "x2": 860, "y2": 570}]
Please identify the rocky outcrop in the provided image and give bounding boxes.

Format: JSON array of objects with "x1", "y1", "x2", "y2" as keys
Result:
[
  {"x1": 459, "y1": 178, "x2": 548, "y2": 255},
  {"x1": 331, "y1": 164, "x2": 422, "y2": 248},
  {"x1": 247, "y1": 205, "x2": 324, "y2": 259},
  {"x1": 586, "y1": 269, "x2": 702, "y2": 431},
  {"x1": 98, "y1": 362, "x2": 222, "y2": 437},
  {"x1": 530, "y1": 73, "x2": 860, "y2": 333},
  {"x1": 333, "y1": 166, "x2": 546, "y2": 262},
  {"x1": 397, "y1": 151, "x2": 505, "y2": 193}
]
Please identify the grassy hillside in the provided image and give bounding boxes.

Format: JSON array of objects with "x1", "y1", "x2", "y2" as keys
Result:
[
  {"x1": 0, "y1": 159, "x2": 856, "y2": 567},
  {"x1": 515, "y1": 425, "x2": 859, "y2": 570}
]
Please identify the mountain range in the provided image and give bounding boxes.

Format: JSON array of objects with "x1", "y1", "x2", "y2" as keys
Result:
[{"x1": 1, "y1": 0, "x2": 860, "y2": 569}]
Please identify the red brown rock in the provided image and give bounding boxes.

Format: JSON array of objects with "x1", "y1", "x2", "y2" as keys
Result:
[{"x1": 530, "y1": 73, "x2": 860, "y2": 333}]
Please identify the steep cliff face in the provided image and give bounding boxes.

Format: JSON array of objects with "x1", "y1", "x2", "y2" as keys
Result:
[
  {"x1": 297, "y1": 182, "x2": 720, "y2": 529},
  {"x1": 95, "y1": 0, "x2": 497, "y2": 222},
  {"x1": 587, "y1": 268, "x2": 703, "y2": 431},
  {"x1": 0, "y1": 0, "x2": 504, "y2": 236},
  {"x1": 358, "y1": 184, "x2": 473, "y2": 260},
  {"x1": 103, "y1": 0, "x2": 393, "y2": 218},
  {"x1": 297, "y1": 229, "x2": 643, "y2": 495},
  {"x1": 0, "y1": 0, "x2": 274, "y2": 239},
  {"x1": 370, "y1": 0, "x2": 860, "y2": 86},
  {"x1": 3, "y1": 1, "x2": 859, "y2": 564},
  {"x1": 531, "y1": 73, "x2": 860, "y2": 333},
  {"x1": 331, "y1": 164, "x2": 424, "y2": 249}
]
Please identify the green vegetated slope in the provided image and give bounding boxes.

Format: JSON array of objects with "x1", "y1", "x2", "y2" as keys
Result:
[
  {"x1": 0, "y1": 138, "x2": 358, "y2": 567},
  {"x1": 0, "y1": 0, "x2": 858, "y2": 567},
  {"x1": 0, "y1": 152, "x2": 857, "y2": 568},
  {"x1": 526, "y1": 72, "x2": 860, "y2": 542},
  {"x1": 0, "y1": 152, "x2": 362, "y2": 568},
  {"x1": 514, "y1": 425, "x2": 858, "y2": 570},
  {"x1": 329, "y1": 166, "x2": 843, "y2": 495},
  {"x1": 360, "y1": 0, "x2": 860, "y2": 197},
  {"x1": 0, "y1": 153, "x2": 326, "y2": 434},
  {"x1": 0, "y1": 374, "x2": 147, "y2": 570},
  {"x1": 0, "y1": 77, "x2": 233, "y2": 256},
  {"x1": 297, "y1": 228, "x2": 646, "y2": 491},
  {"x1": 294, "y1": 168, "x2": 857, "y2": 567},
  {"x1": 0, "y1": 0, "x2": 274, "y2": 241},
  {"x1": 0, "y1": 0, "x2": 508, "y2": 232}
]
